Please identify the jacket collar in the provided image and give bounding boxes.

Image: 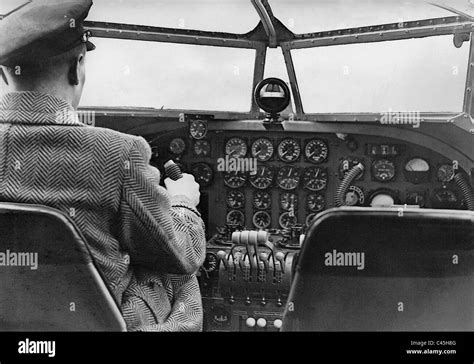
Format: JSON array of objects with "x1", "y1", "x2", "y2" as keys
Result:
[{"x1": 0, "y1": 91, "x2": 85, "y2": 126}]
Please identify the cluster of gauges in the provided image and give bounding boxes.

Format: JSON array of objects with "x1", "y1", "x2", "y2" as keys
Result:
[
  {"x1": 338, "y1": 155, "x2": 458, "y2": 185},
  {"x1": 225, "y1": 190, "x2": 326, "y2": 230},
  {"x1": 166, "y1": 119, "x2": 216, "y2": 187},
  {"x1": 225, "y1": 137, "x2": 329, "y2": 163},
  {"x1": 223, "y1": 165, "x2": 329, "y2": 191},
  {"x1": 223, "y1": 137, "x2": 330, "y2": 193}
]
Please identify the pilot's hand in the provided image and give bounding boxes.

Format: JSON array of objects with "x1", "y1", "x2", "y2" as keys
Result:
[{"x1": 165, "y1": 173, "x2": 201, "y2": 207}]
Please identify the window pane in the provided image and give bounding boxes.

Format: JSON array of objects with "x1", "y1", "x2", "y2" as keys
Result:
[
  {"x1": 87, "y1": 0, "x2": 260, "y2": 33},
  {"x1": 80, "y1": 38, "x2": 255, "y2": 112},
  {"x1": 292, "y1": 36, "x2": 468, "y2": 113},
  {"x1": 270, "y1": 0, "x2": 455, "y2": 34},
  {"x1": 0, "y1": 0, "x2": 29, "y2": 17}
]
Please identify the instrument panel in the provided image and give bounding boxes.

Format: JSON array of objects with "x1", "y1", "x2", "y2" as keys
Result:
[
  {"x1": 151, "y1": 129, "x2": 467, "y2": 233},
  {"x1": 149, "y1": 122, "x2": 469, "y2": 331}
]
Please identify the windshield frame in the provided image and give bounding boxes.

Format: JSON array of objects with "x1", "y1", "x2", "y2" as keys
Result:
[{"x1": 75, "y1": 0, "x2": 474, "y2": 133}]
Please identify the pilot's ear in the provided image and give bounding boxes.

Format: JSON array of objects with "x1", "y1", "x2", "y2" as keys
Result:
[
  {"x1": 67, "y1": 55, "x2": 82, "y2": 86},
  {"x1": 0, "y1": 67, "x2": 8, "y2": 86}
]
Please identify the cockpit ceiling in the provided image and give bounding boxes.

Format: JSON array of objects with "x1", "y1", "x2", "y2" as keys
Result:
[{"x1": 1, "y1": 0, "x2": 465, "y2": 34}]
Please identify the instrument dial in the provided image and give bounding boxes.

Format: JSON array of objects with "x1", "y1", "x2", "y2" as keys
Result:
[
  {"x1": 344, "y1": 186, "x2": 365, "y2": 206},
  {"x1": 276, "y1": 166, "x2": 300, "y2": 191},
  {"x1": 303, "y1": 167, "x2": 328, "y2": 192},
  {"x1": 223, "y1": 172, "x2": 247, "y2": 189},
  {"x1": 225, "y1": 137, "x2": 247, "y2": 158},
  {"x1": 226, "y1": 190, "x2": 245, "y2": 209},
  {"x1": 253, "y1": 191, "x2": 272, "y2": 210},
  {"x1": 251, "y1": 138, "x2": 274, "y2": 162},
  {"x1": 278, "y1": 138, "x2": 301, "y2": 163},
  {"x1": 169, "y1": 138, "x2": 186, "y2": 155},
  {"x1": 189, "y1": 120, "x2": 208, "y2": 140},
  {"x1": 404, "y1": 158, "x2": 430, "y2": 184},
  {"x1": 437, "y1": 164, "x2": 455, "y2": 183},
  {"x1": 226, "y1": 210, "x2": 245, "y2": 226},
  {"x1": 190, "y1": 163, "x2": 213, "y2": 187},
  {"x1": 279, "y1": 212, "x2": 298, "y2": 229},
  {"x1": 253, "y1": 211, "x2": 272, "y2": 230},
  {"x1": 372, "y1": 159, "x2": 396, "y2": 182},
  {"x1": 339, "y1": 157, "x2": 365, "y2": 181},
  {"x1": 305, "y1": 139, "x2": 329, "y2": 164},
  {"x1": 432, "y1": 189, "x2": 458, "y2": 209},
  {"x1": 249, "y1": 166, "x2": 274, "y2": 190},
  {"x1": 280, "y1": 193, "x2": 298, "y2": 211},
  {"x1": 306, "y1": 193, "x2": 326, "y2": 212},
  {"x1": 202, "y1": 252, "x2": 218, "y2": 273},
  {"x1": 193, "y1": 140, "x2": 211, "y2": 157}
]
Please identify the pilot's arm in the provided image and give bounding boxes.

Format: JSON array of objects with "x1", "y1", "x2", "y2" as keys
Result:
[{"x1": 119, "y1": 137, "x2": 206, "y2": 274}]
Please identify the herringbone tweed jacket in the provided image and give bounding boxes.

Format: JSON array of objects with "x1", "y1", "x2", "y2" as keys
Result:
[{"x1": 0, "y1": 91, "x2": 206, "y2": 331}]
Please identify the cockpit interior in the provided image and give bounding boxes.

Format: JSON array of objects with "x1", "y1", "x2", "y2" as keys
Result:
[{"x1": 1, "y1": 0, "x2": 473, "y2": 334}]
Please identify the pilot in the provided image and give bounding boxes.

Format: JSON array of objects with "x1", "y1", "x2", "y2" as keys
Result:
[{"x1": 0, "y1": 0, "x2": 206, "y2": 331}]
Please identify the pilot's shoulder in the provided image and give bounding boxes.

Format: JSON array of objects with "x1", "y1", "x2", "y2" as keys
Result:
[{"x1": 84, "y1": 125, "x2": 150, "y2": 156}]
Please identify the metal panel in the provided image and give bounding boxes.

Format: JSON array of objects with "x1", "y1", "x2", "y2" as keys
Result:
[
  {"x1": 281, "y1": 44, "x2": 303, "y2": 116},
  {"x1": 284, "y1": 17, "x2": 474, "y2": 49},
  {"x1": 84, "y1": 21, "x2": 265, "y2": 49}
]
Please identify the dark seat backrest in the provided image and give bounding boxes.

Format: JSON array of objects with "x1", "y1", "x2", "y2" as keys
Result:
[
  {"x1": 282, "y1": 207, "x2": 474, "y2": 331},
  {"x1": 0, "y1": 203, "x2": 127, "y2": 331}
]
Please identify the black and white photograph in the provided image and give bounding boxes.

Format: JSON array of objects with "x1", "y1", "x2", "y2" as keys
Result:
[{"x1": 0, "y1": 0, "x2": 473, "y2": 361}]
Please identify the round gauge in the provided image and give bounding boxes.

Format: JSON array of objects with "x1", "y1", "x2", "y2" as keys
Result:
[
  {"x1": 253, "y1": 191, "x2": 272, "y2": 210},
  {"x1": 189, "y1": 119, "x2": 208, "y2": 140},
  {"x1": 303, "y1": 167, "x2": 328, "y2": 192},
  {"x1": 372, "y1": 159, "x2": 396, "y2": 182},
  {"x1": 276, "y1": 166, "x2": 301, "y2": 191},
  {"x1": 404, "y1": 158, "x2": 430, "y2": 184},
  {"x1": 279, "y1": 212, "x2": 298, "y2": 229},
  {"x1": 223, "y1": 172, "x2": 247, "y2": 189},
  {"x1": 190, "y1": 163, "x2": 214, "y2": 187},
  {"x1": 202, "y1": 252, "x2": 218, "y2": 273},
  {"x1": 278, "y1": 138, "x2": 301, "y2": 163},
  {"x1": 226, "y1": 190, "x2": 245, "y2": 209},
  {"x1": 225, "y1": 137, "x2": 247, "y2": 158},
  {"x1": 226, "y1": 210, "x2": 245, "y2": 226},
  {"x1": 344, "y1": 186, "x2": 365, "y2": 206},
  {"x1": 406, "y1": 192, "x2": 426, "y2": 207},
  {"x1": 405, "y1": 158, "x2": 429, "y2": 172},
  {"x1": 306, "y1": 193, "x2": 326, "y2": 212},
  {"x1": 193, "y1": 140, "x2": 211, "y2": 157},
  {"x1": 254, "y1": 78, "x2": 291, "y2": 114},
  {"x1": 169, "y1": 138, "x2": 186, "y2": 155},
  {"x1": 306, "y1": 213, "x2": 318, "y2": 228},
  {"x1": 305, "y1": 139, "x2": 329, "y2": 164},
  {"x1": 437, "y1": 164, "x2": 455, "y2": 183},
  {"x1": 251, "y1": 138, "x2": 274, "y2": 162},
  {"x1": 280, "y1": 193, "x2": 298, "y2": 211},
  {"x1": 339, "y1": 157, "x2": 365, "y2": 181},
  {"x1": 370, "y1": 193, "x2": 395, "y2": 207},
  {"x1": 249, "y1": 166, "x2": 274, "y2": 190},
  {"x1": 253, "y1": 211, "x2": 272, "y2": 230},
  {"x1": 432, "y1": 189, "x2": 459, "y2": 209}
]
